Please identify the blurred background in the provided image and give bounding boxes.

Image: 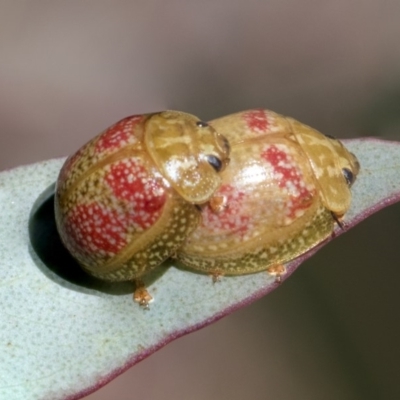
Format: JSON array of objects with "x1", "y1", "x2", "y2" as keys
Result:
[{"x1": 1, "y1": 1, "x2": 400, "y2": 399}]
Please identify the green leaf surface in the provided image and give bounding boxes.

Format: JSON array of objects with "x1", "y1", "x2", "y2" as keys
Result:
[{"x1": 0, "y1": 139, "x2": 399, "y2": 400}]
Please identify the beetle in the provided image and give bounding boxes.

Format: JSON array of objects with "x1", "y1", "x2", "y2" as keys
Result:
[
  {"x1": 55, "y1": 109, "x2": 359, "y2": 307},
  {"x1": 54, "y1": 111, "x2": 230, "y2": 306},
  {"x1": 176, "y1": 109, "x2": 359, "y2": 279}
]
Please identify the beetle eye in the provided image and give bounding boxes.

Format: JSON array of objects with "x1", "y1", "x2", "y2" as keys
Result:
[
  {"x1": 206, "y1": 155, "x2": 223, "y2": 172},
  {"x1": 342, "y1": 168, "x2": 354, "y2": 186},
  {"x1": 196, "y1": 121, "x2": 209, "y2": 128}
]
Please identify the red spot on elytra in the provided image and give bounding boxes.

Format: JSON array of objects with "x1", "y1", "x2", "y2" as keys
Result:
[
  {"x1": 66, "y1": 202, "x2": 128, "y2": 255},
  {"x1": 243, "y1": 109, "x2": 269, "y2": 133},
  {"x1": 105, "y1": 160, "x2": 166, "y2": 229},
  {"x1": 202, "y1": 184, "x2": 249, "y2": 235},
  {"x1": 95, "y1": 115, "x2": 143, "y2": 152},
  {"x1": 262, "y1": 145, "x2": 314, "y2": 218}
]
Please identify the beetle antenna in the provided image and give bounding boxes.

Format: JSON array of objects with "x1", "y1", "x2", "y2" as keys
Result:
[{"x1": 331, "y1": 212, "x2": 345, "y2": 230}]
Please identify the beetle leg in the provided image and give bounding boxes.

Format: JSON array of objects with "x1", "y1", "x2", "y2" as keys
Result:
[
  {"x1": 210, "y1": 271, "x2": 224, "y2": 283},
  {"x1": 133, "y1": 280, "x2": 153, "y2": 309},
  {"x1": 266, "y1": 264, "x2": 287, "y2": 283},
  {"x1": 209, "y1": 195, "x2": 228, "y2": 213}
]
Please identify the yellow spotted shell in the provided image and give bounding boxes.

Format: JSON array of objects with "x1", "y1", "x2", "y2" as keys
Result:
[
  {"x1": 55, "y1": 111, "x2": 230, "y2": 281},
  {"x1": 177, "y1": 109, "x2": 359, "y2": 275}
]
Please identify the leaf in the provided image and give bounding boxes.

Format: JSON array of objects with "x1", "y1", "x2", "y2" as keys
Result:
[{"x1": 0, "y1": 138, "x2": 399, "y2": 400}]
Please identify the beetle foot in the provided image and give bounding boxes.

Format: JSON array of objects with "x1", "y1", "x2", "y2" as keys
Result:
[
  {"x1": 133, "y1": 280, "x2": 153, "y2": 309},
  {"x1": 266, "y1": 264, "x2": 287, "y2": 283},
  {"x1": 210, "y1": 272, "x2": 224, "y2": 283}
]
